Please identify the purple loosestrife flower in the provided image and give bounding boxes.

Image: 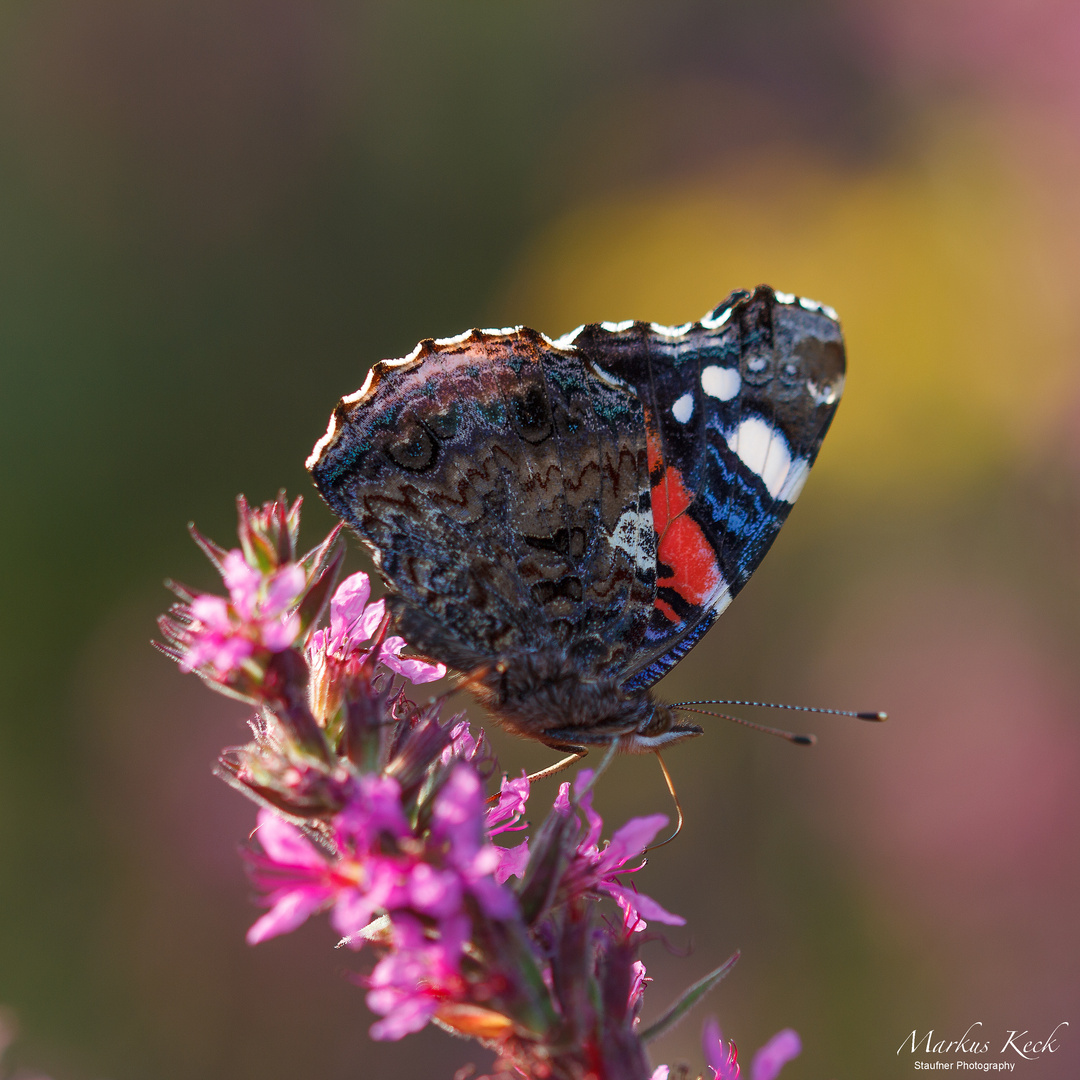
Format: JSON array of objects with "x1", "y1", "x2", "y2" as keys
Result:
[
  {"x1": 554, "y1": 770, "x2": 685, "y2": 930},
  {"x1": 162, "y1": 493, "x2": 825, "y2": 1080},
  {"x1": 245, "y1": 774, "x2": 412, "y2": 944},
  {"x1": 247, "y1": 763, "x2": 516, "y2": 946},
  {"x1": 180, "y1": 551, "x2": 305, "y2": 678},
  {"x1": 307, "y1": 571, "x2": 444, "y2": 723},
  {"x1": 485, "y1": 772, "x2": 531, "y2": 884},
  {"x1": 702, "y1": 1018, "x2": 802, "y2": 1080},
  {"x1": 366, "y1": 912, "x2": 470, "y2": 1040}
]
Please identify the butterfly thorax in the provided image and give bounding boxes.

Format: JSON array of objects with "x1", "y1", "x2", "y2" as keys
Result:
[{"x1": 469, "y1": 648, "x2": 703, "y2": 754}]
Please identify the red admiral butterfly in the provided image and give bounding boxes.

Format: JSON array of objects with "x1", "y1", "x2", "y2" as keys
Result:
[{"x1": 307, "y1": 285, "x2": 844, "y2": 763}]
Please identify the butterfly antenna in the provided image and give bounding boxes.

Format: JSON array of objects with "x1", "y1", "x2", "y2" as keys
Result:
[
  {"x1": 646, "y1": 751, "x2": 684, "y2": 851},
  {"x1": 672, "y1": 705, "x2": 817, "y2": 746},
  {"x1": 672, "y1": 699, "x2": 887, "y2": 722}
]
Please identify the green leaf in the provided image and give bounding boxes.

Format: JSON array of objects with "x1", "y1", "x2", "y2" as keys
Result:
[{"x1": 639, "y1": 951, "x2": 740, "y2": 1044}]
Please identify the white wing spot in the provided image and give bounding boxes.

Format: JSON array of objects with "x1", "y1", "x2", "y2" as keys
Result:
[
  {"x1": 779, "y1": 458, "x2": 810, "y2": 503},
  {"x1": 774, "y1": 290, "x2": 795, "y2": 304},
  {"x1": 700, "y1": 306, "x2": 734, "y2": 330},
  {"x1": 727, "y1": 417, "x2": 793, "y2": 500},
  {"x1": 672, "y1": 392, "x2": 694, "y2": 424},
  {"x1": 611, "y1": 509, "x2": 654, "y2": 574},
  {"x1": 701, "y1": 365, "x2": 740, "y2": 401},
  {"x1": 601, "y1": 319, "x2": 636, "y2": 333}
]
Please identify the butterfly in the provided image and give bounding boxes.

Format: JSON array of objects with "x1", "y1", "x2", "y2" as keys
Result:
[{"x1": 307, "y1": 285, "x2": 844, "y2": 765}]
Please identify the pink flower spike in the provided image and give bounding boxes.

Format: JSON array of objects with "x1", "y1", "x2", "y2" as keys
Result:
[
  {"x1": 650, "y1": 1069, "x2": 670, "y2": 1080},
  {"x1": 750, "y1": 1030, "x2": 801, "y2": 1080}
]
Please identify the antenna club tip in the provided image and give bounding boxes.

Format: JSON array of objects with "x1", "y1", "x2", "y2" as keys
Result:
[
  {"x1": 858, "y1": 711, "x2": 888, "y2": 722},
  {"x1": 791, "y1": 734, "x2": 817, "y2": 746}
]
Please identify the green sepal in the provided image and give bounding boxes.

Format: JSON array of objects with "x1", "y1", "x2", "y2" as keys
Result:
[{"x1": 639, "y1": 951, "x2": 740, "y2": 1044}]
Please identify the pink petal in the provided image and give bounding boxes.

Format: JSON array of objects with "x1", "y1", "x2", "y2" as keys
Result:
[
  {"x1": 222, "y1": 550, "x2": 262, "y2": 616},
  {"x1": 493, "y1": 839, "x2": 529, "y2": 883},
  {"x1": 264, "y1": 563, "x2": 306, "y2": 615},
  {"x1": 189, "y1": 594, "x2": 230, "y2": 629},
  {"x1": 578, "y1": 792, "x2": 604, "y2": 851},
  {"x1": 650, "y1": 1069, "x2": 670, "y2": 1080},
  {"x1": 246, "y1": 886, "x2": 328, "y2": 943},
  {"x1": 408, "y1": 863, "x2": 463, "y2": 919},
  {"x1": 379, "y1": 642, "x2": 446, "y2": 683},
  {"x1": 486, "y1": 773, "x2": 530, "y2": 831},
  {"x1": 470, "y1": 877, "x2": 517, "y2": 920},
  {"x1": 368, "y1": 994, "x2": 439, "y2": 1041},
  {"x1": 183, "y1": 632, "x2": 252, "y2": 675},
  {"x1": 330, "y1": 571, "x2": 371, "y2": 627},
  {"x1": 260, "y1": 612, "x2": 301, "y2": 651},
  {"x1": 702, "y1": 1018, "x2": 740, "y2": 1080},
  {"x1": 602, "y1": 882, "x2": 685, "y2": 927},
  {"x1": 255, "y1": 808, "x2": 327, "y2": 868},
  {"x1": 606, "y1": 814, "x2": 669, "y2": 864},
  {"x1": 751, "y1": 1030, "x2": 801, "y2": 1080},
  {"x1": 353, "y1": 596, "x2": 387, "y2": 641},
  {"x1": 330, "y1": 890, "x2": 381, "y2": 943},
  {"x1": 432, "y1": 765, "x2": 484, "y2": 858}
]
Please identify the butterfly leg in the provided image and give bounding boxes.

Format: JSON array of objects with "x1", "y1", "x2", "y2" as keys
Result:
[{"x1": 527, "y1": 742, "x2": 589, "y2": 785}]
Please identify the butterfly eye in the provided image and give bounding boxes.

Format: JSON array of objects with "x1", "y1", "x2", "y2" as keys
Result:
[{"x1": 384, "y1": 420, "x2": 438, "y2": 472}]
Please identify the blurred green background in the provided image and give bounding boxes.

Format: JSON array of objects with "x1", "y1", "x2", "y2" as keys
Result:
[{"x1": 2, "y1": 1, "x2": 1079, "y2": 1077}]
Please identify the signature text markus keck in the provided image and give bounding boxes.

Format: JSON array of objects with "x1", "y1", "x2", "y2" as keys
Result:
[{"x1": 898, "y1": 1022, "x2": 1069, "y2": 1071}]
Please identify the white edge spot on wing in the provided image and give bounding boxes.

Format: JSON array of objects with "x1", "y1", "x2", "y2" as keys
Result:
[
  {"x1": 701, "y1": 364, "x2": 740, "y2": 401},
  {"x1": 798, "y1": 296, "x2": 839, "y2": 321},
  {"x1": 552, "y1": 324, "x2": 584, "y2": 349},
  {"x1": 672, "y1": 391, "x2": 694, "y2": 423},
  {"x1": 379, "y1": 342, "x2": 426, "y2": 371},
  {"x1": 774, "y1": 290, "x2": 795, "y2": 304},
  {"x1": 649, "y1": 321, "x2": 693, "y2": 337},
  {"x1": 700, "y1": 306, "x2": 734, "y2": 330},
  {"x1": 432, "y1": 329, "x2": 474, "y2": 346},
  {"x1": 479, "y1": 325, "x2": 523, "y2": 336},
  {"x1": 727, "y1": 416, "x2": 792, "y2": 499},
  {"x1": 779, "y1": 458, "x2": 810, "y2": 503},
  {"x1": 600, "y1": 319, "x2": 636, "y2": 332},
  {"x1": 342, "y1": 366, "x2": 378, "y2": 406},
  {"x1": 305, "y1": 415, "x2": 338, "y2": 470}
]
